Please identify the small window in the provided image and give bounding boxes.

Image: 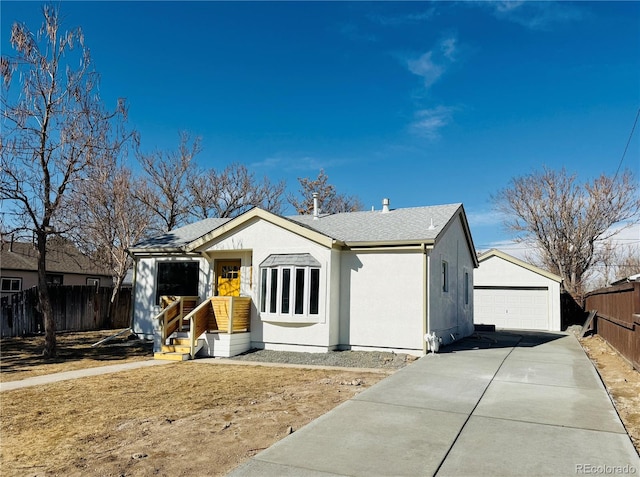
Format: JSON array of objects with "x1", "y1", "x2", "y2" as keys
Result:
[
  {"x1": 309, "y1": 268, "x2": 320, "y2": 314},
  {"x1": 1, "y1": 277, "x2": 22, "y2": 292},
  {"x1": 269, "y1": 268, "x2": 278, "y2": 313},
  {"x1": 47, "y1": 274, "x2": 63, "y2": 286},
  {"x1": 281, "y1": 268, "x2": 291, "y2": 314},
  {"x1": 442, "y1": 261, "x2": 448, "y2": 293},
  {"x1": 294, "y1": 268, "x2": 305, "y2": 315},
  {"x1": 464, "y1": 271, "x2": 469, "y2": 305},
  {"x1": 221, "y1": 265, "x2": 239, "y2": 279},
  {"x1": 260, "y1": 268, "x2": 267, "y2": 312},
  {"x1": 86, "y1": 278, "x2": 100, "y2": 288}
]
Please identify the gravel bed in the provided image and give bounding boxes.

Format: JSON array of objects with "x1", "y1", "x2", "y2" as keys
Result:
[{"x1": 229, "y1": 349, "x2": 417, "y2": 370}]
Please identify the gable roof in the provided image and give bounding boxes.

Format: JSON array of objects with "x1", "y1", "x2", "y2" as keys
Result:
[
  {"x1": 477, "y1": 249, "x2": 561, "y2": 283},
  {"x1": 1, "y1": 241, "x2": 112, "y2": 277},
  {"x1": 129, "y1": 203, "x2": 477, "y2": 265},
  {"x1": 289, "y1": 203, "x2": 462, "y2": 245}
]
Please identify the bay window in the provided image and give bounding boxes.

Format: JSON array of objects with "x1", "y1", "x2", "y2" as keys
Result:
[{"x1": 259, "y1": 254, "x2": 321, "y2": 319}]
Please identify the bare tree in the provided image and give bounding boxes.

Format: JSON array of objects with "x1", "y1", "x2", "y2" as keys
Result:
[
  {"x1": 1, "y1": 6, "x2": 129, "y2": 356},
  {"x1": 136, "y1": 131, "x2": 200, "y2": 233},
  {"x1": 288, "y1": 169, "x2": 363, "y2": 215},
  {"x1": 189, "y1": 163, "x2": 285, "y2": 219},
  {"x1": 494, "y1": 167, "x2": 640, "y2": 299},
  {"x1": 65, "y1": 157, "x2": 152, "y2": 312}
]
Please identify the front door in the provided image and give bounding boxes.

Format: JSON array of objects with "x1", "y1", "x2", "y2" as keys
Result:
[{"x1": 216, "y1": 260, "x2": 241, "y2": 296}]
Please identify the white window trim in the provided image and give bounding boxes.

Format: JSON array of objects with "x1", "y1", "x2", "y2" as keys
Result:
[
  {"x1": 259, "y1": 264, "x2": 321, "y2": 323},
  {"x1": 1, "y1": 277, "x2": 22, "y2": 293}
]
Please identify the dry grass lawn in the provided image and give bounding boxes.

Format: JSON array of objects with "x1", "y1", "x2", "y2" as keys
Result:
[{"x1": 1, "y1": 331, "x2": 389, "y2": 476}]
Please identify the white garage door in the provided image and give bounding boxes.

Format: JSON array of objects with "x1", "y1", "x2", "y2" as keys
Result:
[{"x1": 474, "y1": 287, "x2": 549, "y2": 330}]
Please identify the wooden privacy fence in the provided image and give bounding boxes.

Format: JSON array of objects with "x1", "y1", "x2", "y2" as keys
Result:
[
  {"x1": 584, "y1": 282, "x2": 640, "y2": 371},
  {"x1": 0, "y1": 286, "x2": 132, "y2": 338}
]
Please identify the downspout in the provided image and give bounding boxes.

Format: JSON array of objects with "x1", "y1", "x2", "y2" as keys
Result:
[
  {"x1": 129, "y1": 255, "x2": 138, "y2": 334},
  {"x1": 422, "y1": 243, "x2": 429, "y2": 355}
]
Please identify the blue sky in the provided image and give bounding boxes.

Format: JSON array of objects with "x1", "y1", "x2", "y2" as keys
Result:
[{"x1": 2, "y1": 1, "x2": 639, "y2": 252}]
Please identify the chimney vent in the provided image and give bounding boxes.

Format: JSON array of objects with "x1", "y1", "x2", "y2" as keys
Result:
[
  {"x1": 382, "y1": 198, "x2": 390, "y2": 213},
  {"x1": 312, "y1": 192, "x2": 319, "y2": 220}
]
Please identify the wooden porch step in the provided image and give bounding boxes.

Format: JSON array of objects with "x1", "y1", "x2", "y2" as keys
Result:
[
  {"x1": 161, "y1": 344, "x2": 191, "y2": 353},
  {"x1": 154, "y1": 351, "x2": 191, "y2": 361}
]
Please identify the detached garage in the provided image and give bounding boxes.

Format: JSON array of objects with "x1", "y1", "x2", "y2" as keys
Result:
[{"x1": 474, "y1": 249, "x2": 562, "y2": 331}]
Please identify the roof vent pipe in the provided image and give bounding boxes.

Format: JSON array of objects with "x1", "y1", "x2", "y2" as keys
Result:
[
  {"x1": 382, "y1": 198, "x2": 390, "y2": 213},
  {"x1": 312, "y1": 192, "x2": 319, "y2": 220}
]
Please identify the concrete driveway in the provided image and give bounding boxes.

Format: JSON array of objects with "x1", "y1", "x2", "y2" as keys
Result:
[{"x1": 228, "y1": 331, "x2": 639, "y2": 476}]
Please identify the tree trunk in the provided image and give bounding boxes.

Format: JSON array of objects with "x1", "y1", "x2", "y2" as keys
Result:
[{"x1": 37, "y1": 232, "x2": 56, "y2": 357}]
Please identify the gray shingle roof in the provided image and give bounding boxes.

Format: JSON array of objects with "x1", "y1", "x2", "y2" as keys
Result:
[
  {"x1": 1, "y1": 241, "x2": 112, "y2": 276},
  {"x1": 288, "y1": 203, "x2": 462, "y2": 244},
  {"x1": 131, "y1": 217, "x2": 232, "y2": 250},
  {"x1": 130, "y1": 203, "x2": 463, "y2": 251}
]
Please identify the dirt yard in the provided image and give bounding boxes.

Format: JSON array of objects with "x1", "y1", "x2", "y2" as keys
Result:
[
  {"x1": 579, "y1": 334, "x2": 640, "y2": 452},
  {"x1": 0, "y1": 331, "x2": 391, "y2": 476},
  {"x1": 1, "y1": 330, "x2": 638, "y2": 476}
]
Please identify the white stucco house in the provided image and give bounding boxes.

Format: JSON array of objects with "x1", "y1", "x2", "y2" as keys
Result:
[
  {"x1": 128, "y1": 201, "x2": 478, "y2": 358},
  {"x1": 474, "y1": 249, "x2": 562, "y2": 331}
]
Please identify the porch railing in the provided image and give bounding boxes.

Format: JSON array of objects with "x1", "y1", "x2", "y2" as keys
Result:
[
  {"x1": 156, "y1": 295, "x2": 200, "y2": 346},
  {"x1": 157, "y1": 295, "x2": 251, "y2": 358}
]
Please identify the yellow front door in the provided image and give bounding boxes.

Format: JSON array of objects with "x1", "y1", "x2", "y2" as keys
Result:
[{"x1": 216, "y1": 260, "x2": 241, "y2": 296}]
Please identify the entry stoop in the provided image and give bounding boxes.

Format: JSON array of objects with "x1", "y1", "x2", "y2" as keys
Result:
[{"x1": 154, "y1": 337, "x2": 204, "y2": 361}]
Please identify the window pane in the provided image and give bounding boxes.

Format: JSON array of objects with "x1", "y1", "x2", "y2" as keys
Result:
[
  {"x1": 442, "y1": 261, "x2": 448, "y2": 292},
  {"x1": 260, "y1": 268, "x2": 267, "y2": 312},
  {"x1": 464, "y1": 272, "x2": 469, "y2": 305},
  {"x1": 156, "y1": 261, "x2": 199, "y2": 304},
  {"x1": 281, "y1": 268, "x2": 291, "y2": 314},
  {"x1": 309, "y1": 268, "x2": 319, "y2": 314},
  {"x1": 294, "y1": 269, "x2": 305, "y2": 314},
  {"x1": 269, "y1": 268, "x2": 278, "y2": 313}
]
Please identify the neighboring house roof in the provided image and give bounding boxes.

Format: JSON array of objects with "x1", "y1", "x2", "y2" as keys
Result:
[
  {"x1": 611, "y1": 273, "x2": 640, "y2": 285},
  {"x1": 129, "y1": 203, "x2": 478, "y2": 266},
  {"x1": 477, "y1": 249, "x2": 562, "y2": 283},
  {"x1": 0, "y1": 241, "x2": 112, "y2": 277}
]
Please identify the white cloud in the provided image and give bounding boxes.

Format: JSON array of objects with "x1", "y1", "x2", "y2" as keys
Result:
[
  {"x1": 485, "y1": 1, "x2": 585, "y2": 31},
  {"x1": 407, "y1": 52, "x2": 443, "y2": 88},
  {"x1": 409, "y1": 106, "x2": 454, "y2": 139},
  {"x1": 250, "y1": 154, "x2": 335, "y2": 172},
  {"x1": 406, "y1": 36, "x2": 457, "y2": 89}
]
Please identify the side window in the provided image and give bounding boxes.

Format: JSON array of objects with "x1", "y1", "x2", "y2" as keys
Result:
[
  {"x1": 1, "y1": 277, "x2": 22, "y2": 292},
  {"x1": 464, "y1": 271, "x2": 469, "y2": 305},
  {"x1": 442, "y1": 261, "x2": 448, "y2": 293},
  {"x1": 47, "y1": 274, "x2": 63, "y2": 286},
  {"x1": 86, "y1": 278, "x2": 100, "y2": 289}
]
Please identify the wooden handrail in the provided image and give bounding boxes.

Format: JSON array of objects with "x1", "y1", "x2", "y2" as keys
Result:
[
  {"x1": 155, "y1": 295, "x2": 250, "y2": 358},
  {"x1": 155, "y1": 296, "x2": 200, "y2": 347},
  {"x1": 184, "y1": 298, "x2": 213, "y2": 358}
]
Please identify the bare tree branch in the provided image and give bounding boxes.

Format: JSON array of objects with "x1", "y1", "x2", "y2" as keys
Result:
[
  {"x1": 494, "y1": 167, "x2": 640, "y2": 299},
  {"x1": 287, "y1": 169, "x2": 363, "y2": 215},
  {"x1": 1, "y1": 6, "x2": 130, "y2": 356}
]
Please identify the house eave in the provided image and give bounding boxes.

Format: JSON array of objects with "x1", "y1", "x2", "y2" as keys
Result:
[
  {"x1": 186, "y1": 208, "x2": 339, "y2": 252},
  {"x1": 344, "y1": 240, "x2": 436, "y2": 251},
  {"x1": 478, "y1": 249, "x2": 562, "y2": 283}
]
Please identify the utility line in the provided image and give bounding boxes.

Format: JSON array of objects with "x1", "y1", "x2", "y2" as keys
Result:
[{"x1": 613, "y1": 107, "x2": 640, "y2": 183}]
